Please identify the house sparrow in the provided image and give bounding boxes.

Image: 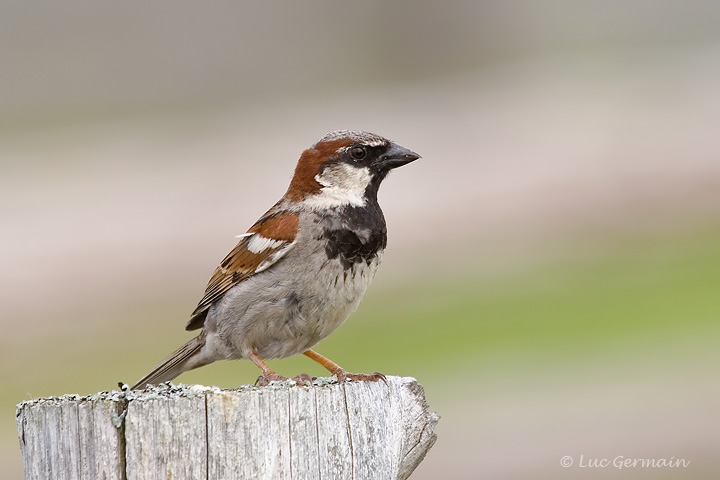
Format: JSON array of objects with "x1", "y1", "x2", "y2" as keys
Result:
[{"x1": 133, "y1": 130, "x2": 419, "y2": 389}]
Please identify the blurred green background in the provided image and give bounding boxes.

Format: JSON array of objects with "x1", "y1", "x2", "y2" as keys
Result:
[{"x1": 3, "y1": 1, "x2": 720, "y2": 479}]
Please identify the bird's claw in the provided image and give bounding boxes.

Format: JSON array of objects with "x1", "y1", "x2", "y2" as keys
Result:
[
  {"x1": 333, "y1": 369, "x2": 387, "y2": 384},
  {"x1": 255, "y1": 373, "x2": 288, "y2": 386},
  {"x1": 292, "y1": 373, "x2": 314, "y2": 386}
]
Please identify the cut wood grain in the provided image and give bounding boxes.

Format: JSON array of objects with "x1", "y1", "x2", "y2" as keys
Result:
[{"x1": 17, "y1": 376, "x2": 438, "y2": 480}]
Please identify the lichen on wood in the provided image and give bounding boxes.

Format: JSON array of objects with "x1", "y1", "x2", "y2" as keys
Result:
[{"x1": 17, "y1": 376, "x2": 438, "y2": 480}]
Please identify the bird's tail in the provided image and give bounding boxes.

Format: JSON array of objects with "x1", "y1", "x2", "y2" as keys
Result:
[{"x1": 132, "y1": 332, "x2": 211, "y2": 390}]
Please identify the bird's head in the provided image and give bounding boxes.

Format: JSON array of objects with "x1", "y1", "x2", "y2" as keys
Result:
[{"x1": 285, "y1": 130, "x2": 420, "y2": 209}]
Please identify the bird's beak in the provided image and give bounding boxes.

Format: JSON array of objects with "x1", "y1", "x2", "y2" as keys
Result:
[{"x1": 377, "y1": 143, "x2": 421, "y2": 170}]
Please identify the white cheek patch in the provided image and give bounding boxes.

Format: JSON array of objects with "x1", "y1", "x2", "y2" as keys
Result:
[
  {"x1": 246, "y1": 234, "x2": 286, "y2": 254},
  {"x1": 303, "y1": 163, "x2": 372, "y2": 209}
]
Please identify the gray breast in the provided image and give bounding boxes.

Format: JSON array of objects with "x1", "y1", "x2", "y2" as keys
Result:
[{"x1": 203, "y1": 212, "x2": 384, "y2": 361}]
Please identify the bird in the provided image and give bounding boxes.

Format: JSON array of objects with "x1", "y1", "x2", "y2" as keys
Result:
[{"x1": 132, "y1": 130, "x2": 420, "y2": 389}]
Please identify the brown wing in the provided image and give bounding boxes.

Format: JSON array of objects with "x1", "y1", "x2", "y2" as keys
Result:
[{"x1": 186, "y1": 211, "x2": 299, "y2": 330}]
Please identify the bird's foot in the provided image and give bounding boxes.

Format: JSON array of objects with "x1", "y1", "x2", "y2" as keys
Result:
[
  {"x1": 332, "y1": 368, "x2": 387, "y2": 384},
  {"x1": 255, "y1": 373, "x2": 288, "y2": 386},
  {"x1": 302, "y1": 350, "x2": 387, "y2": 384},
  {"x1": 292, "y1": 373, "x2": 314, "y2": 386}
]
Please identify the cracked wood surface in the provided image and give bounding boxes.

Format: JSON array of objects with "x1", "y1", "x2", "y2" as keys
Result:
[{"x1": 16, "y1": 376, "x2": 438, "y2": 480}]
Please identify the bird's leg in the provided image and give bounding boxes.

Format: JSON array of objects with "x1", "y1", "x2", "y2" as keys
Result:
[
  {"x1": 249, "y1": 350, "x2": 288, "y2": 386},
  {"x1": 303, "y1": 349, "x2": 386, "y2": 383}
]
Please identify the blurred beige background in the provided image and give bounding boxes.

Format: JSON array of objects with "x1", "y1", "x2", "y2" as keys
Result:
[{"x1": 3, "y1": 1, "x2": 720, "y2": 479}]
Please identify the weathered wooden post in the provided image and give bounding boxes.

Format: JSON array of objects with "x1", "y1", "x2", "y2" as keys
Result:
[{"x1": 17, "y1": 376, "x2": 438, "y2": 480}]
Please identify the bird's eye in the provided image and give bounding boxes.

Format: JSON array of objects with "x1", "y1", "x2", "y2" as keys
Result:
[{"x1": 350, "y1": 146, "x2": 367, "y2": 160}]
